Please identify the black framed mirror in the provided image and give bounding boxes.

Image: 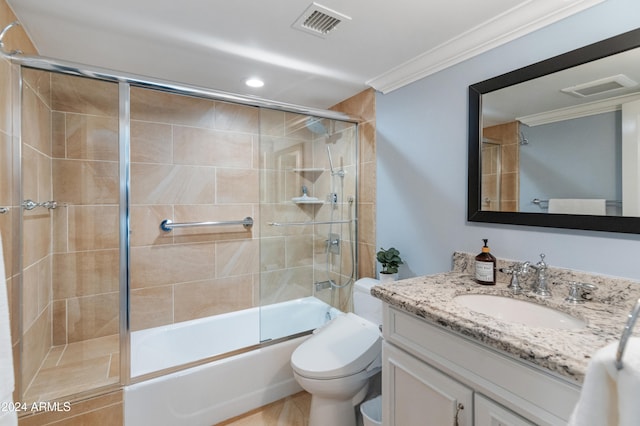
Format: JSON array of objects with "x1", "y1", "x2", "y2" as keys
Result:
[{"x1": 468, "y1": 27, "x2": 640, "y2": 234}]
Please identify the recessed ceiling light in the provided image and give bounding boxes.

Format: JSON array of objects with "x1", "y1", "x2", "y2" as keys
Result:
[{"x1": 245, "y1": 78, "x2": 264, "y2": 88}]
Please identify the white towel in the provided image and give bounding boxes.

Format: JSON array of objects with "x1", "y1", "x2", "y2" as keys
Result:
[
  {"x1": 0, "y1": 233, "x2": 16, "y2": 426},
  {"x1": 548, "y1": 198, "x2": 606, "y2": 215},
  {"x1": 568, "y1": 338, "x2": 640, "y2": 426}
]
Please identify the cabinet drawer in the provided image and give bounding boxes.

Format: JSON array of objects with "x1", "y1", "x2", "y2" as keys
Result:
[{"x1": 383, "y1": 305, "x2": 580, "y2": 425}]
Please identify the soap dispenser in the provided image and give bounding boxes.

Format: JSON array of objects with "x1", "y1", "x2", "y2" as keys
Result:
[{"x1": 475, "y1": 239, "x2": 496, "y2": 285}]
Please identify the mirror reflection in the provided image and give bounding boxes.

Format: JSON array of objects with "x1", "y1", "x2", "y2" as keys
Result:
[{"x1": 480, "y1": 44, "x2": 640, "y2": 217}]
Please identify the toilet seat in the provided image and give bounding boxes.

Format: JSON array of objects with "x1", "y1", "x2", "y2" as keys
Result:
[{"x1": 291, "y1": 313, "x2": 382, "y2": 380}]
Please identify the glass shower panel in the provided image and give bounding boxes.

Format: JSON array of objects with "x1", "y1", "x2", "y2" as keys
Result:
[
  {"x1": 20, "y1": 69, "x2": 120, "y2": 403},
  {"x1": 258, "y1": 111, "x2": 357, "y2": 342},
  {"x1": 128, "y1": 86, "x2": 261, "y2": 377}
]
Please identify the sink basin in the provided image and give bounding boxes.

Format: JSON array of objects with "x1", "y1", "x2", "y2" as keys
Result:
[{"x1": 454, "y1": 294, "x2": 586, "y2": 330}]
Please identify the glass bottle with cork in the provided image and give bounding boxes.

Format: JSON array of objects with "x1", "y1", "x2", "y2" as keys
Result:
[{"x1": 475, "y1": 239, "x2": 496, "y2": 285}]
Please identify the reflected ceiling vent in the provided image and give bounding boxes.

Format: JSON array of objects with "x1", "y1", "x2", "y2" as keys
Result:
[
  {"x1": 292, "y1": 2, "x2": 351, "y2": 38},
  {"x1": 561, "y1": 74, "x2": 638, "y2": 98}
]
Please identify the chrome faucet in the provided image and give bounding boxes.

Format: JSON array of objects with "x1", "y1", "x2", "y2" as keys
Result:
[
  {"x1": 500, "y1": 262, "x2": 528, "y2": 294},
  {"x1": 528, "y1": 253, "x2": 551, "y2": 298}
]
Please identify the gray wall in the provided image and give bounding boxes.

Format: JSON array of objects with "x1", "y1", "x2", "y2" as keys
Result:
[
  {"x1": 376, "y1": 0, "x2": 640, "y2": 280},
  {"x1": 519, "y1": 112, "x2": 621, "y2": 213}
]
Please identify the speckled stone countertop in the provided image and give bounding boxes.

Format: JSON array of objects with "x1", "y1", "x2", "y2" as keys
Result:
[{"x1": 371, "y1": 252, "x2": 640, "y2": 384}]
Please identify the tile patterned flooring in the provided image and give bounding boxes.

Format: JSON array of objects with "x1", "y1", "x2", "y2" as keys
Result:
[
  {"x1": 217, "y1": 392, "x2": 311, "y2": 426},
  {"x1": 23, "y1": 335, "x2": 120, "y2": 403}
]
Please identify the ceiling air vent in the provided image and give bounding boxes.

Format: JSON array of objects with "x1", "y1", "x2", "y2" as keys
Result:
[
  {"x1": 293, "y1": 3, "x2": 351, "y2": 38},
  {"x1": 561, "y1": 74, "x2": 638, "y2": 98}
]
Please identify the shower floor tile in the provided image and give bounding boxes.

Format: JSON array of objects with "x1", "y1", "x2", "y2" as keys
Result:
[
  {"x1": 217, "y1": 391, "x2": 311, "y2": 426},
  {"x1": 23, "y1": 335, "x2": 119, "y2": 404}
]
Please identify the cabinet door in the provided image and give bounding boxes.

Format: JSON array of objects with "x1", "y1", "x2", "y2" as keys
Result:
[
  {"x1": 383, "y1": 342, "x2": 472, "y2": 426},
  {"x1": 475, "y1": 394, "x2": 536, "y2": 426}
]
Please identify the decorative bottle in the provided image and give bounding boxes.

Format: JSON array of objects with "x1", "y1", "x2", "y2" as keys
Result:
[{"x1": 475, "y1": 239, "x2": 496, "y2": 285}]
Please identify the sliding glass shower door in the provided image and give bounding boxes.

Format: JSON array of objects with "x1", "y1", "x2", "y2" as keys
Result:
[{"x1": 258, "y1": 110, "x2": 358, "y2": 342}]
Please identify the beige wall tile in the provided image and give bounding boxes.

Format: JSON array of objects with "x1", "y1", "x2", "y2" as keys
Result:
[
  {"x1": 130, "y1": 205, "x2": 174, "y2": 247},
  {"x1": 131, "y1": 87, "x2": 214, "y2": 127},
  {"x1": 130, "y1": 163, "x2": 215, "y2": 205},
  {"x1": 216, "y1": 239, "x2": 259, "y2": 278},
  {"x1": 65, "y1": 113, "x2": 118, "y2": 161},
  {"x1": 51, "y1": 74, "x2": 118, "y2": 117},
  {"x1": 19, "y1": 390, "x2": 123, "y2": 426},
  {"x1": 52, "y1": 300, "x2": 66, "y2": 346},
  {"x1": 22, "y1": 213, "x2": 51, "y2": 267},
  {"x1": 66, "y1": 293, "x2": 119, "y2": 342},
  {"x1": 173, "y1": 126, "x2": 253, "y2": 167},
  {"x1": 260, "y1": 267, "x2": 313, "y2": 305},
  {"x1": 22, "y1": 85, "x2": 51, "y2": 156},
  {"x1": 22, "y1": 68, "x2": 51, "y2": 109},
  {"x1": 260, "y1": 237, "x2": 285, "y2": 271},
  {"x1": 0, "y1": 1, "x2": 36, "y2": 54},
  {"x1": 130, "y1": 243, "x2": 215, "y2": 289},
  {"x1": 53, "y1": 159, "x2": 119, "y2": 204},
  {"x1": 130, "y1": 120, "x2": 172, "y2": 164},
  {"x1": 174, "y1": 276, "x2": 253, "y2": 322},
  {"x1": 52, "y1": 249, "x2": 119, "y2": 299},
  {"x1": 51, "y1": 112, "x2": 66, "y2": 159},
  {"x1": 284, "y1": 235, "x2": 314, "y2": 268},
  {"x1": 22, "y1": 306, "x2": 51, "y2": 389},
  {"x1": 130, "y1": 286, "x2": 173, "y2": 331},
  {"x1": 67, "y1": 205, "x2": 119, "y2": 251},
  {"x1": 216, "y1": 168, "x2": 259, "y2": 204},
  {"x1": 214, "y1": 101, "x2": 259, "y2": 133},
  {"x1": 0, "y1": 132, "x2": 11, "y2": 207}
]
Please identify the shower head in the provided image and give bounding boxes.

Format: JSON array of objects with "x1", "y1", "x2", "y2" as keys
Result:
[{"x1": 306, "y1": 117, "x2": 328, "y2": 136}]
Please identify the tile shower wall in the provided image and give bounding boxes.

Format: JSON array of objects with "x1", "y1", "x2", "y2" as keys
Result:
[
  {"x1": 50, "y1": 74, "x2": 120, "y2": 344},
  {"x1": 129, "y1": 87, "x2": 260, "y2": 330},
  {"x1": 259, "y1": 111, "x2": 358, "y2": 311},
  {"x1": 482, "y1": 121, "x2": 519, "y2": 212},
  {"x1": 21, "y1": 68, "x2": 53, "y2": 395}
]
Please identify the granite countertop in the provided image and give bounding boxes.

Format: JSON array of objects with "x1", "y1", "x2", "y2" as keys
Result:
[{"x1": 371, "y1": 255, "x2": 640, "y2": 384}]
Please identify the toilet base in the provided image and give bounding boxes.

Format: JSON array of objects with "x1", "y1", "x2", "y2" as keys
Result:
[{"x1": 308, "y1": 382, "x2": 369, "y2": 426}]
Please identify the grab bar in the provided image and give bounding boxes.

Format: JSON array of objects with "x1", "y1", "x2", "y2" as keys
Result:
[
  {"x1": 268, "y1": 219, "x2": 355, "y2": 227},
  {"x1": 160, "y1": 217, "x2": 253, "y2": 232},
  {"x1": 615, "y1": 297, "x2": 640, "y2": 370}
]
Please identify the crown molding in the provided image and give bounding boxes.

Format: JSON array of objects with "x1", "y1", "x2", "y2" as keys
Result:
[
  {"x1": 517, "y1": 92, "x2": 640, "y2": 126},
  {"x1": 366, "y1": 0, "x2": 607, "y2": 94}
]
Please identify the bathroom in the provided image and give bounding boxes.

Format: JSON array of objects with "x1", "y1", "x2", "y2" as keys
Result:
[{"x1": 1, "y1": 0, "x2": 640, "y2": 425}]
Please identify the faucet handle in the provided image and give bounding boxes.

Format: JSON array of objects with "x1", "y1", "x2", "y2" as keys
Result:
[
  {"x1": 537, "y1": 253, "x2": 547, "y2": 268},
  {"x1": 565, "y1": 281, "x2": 597, "y2": 304}
]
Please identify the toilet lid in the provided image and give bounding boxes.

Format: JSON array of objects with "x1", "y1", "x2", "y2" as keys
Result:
[{"x1": 291, "y1": 313, "x2": 382, "y2": 379}]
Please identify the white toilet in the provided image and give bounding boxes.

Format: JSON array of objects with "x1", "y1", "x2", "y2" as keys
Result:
[{"x1": 291, "y1": 278, "x2": 383, "y2": 426}]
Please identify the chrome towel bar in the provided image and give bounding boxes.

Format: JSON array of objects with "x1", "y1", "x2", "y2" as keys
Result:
[
  {"x1": 160, "y1": 217, "x2": 253, "y2": 232},
  {"x1": 615, "y1": 297, "x2": 640, "y2": 370},
  {"x1": 268, "y1": 219, "x2": 355, "y2": 227}
]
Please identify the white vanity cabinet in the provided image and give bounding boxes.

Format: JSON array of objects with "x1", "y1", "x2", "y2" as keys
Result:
[
  {"x1": 381, "y1": 304, "x2": 581, "y2": 426},
  {"x1": 384, "y1": 342, "x2": 473, "y2": 425}
]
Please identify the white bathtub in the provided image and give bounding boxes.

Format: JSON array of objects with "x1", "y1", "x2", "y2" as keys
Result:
[{"x1": 125, "y1": 296, "x2": 340, "y2": 426}]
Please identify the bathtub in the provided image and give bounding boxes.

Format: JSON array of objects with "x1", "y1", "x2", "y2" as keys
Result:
[{"x1": 125, "y1": 296, "x2": 340, "y2": 426}]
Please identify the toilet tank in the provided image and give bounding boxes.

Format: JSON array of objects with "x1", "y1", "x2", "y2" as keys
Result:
[{"x1": 353, "y1": 278, "x2": 383, "y2": 325}]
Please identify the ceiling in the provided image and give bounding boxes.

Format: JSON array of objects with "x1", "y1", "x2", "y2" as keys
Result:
[{"x1": 6, "y1": 0, "x2": 605, "y2": 110}]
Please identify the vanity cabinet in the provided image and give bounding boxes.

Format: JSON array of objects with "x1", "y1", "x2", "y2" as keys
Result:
[{"x1": 381, "y1": 304, "x2": 580, "y2": 426}]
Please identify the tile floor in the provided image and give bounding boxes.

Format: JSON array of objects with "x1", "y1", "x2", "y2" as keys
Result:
[
  {"x1": 23, "y1": 334, "x2": 120, "y2": 403},
  {"x1": 217, "y1": 392, "x2": 311, "y2": 426}
]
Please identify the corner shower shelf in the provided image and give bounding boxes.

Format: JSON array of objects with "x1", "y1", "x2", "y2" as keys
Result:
[
  {"x1": 292, "y1": 199, "x2": 325, "y2": 205},
  {"x1": 291, "y1": 168, "x2": 325, "y2": 173}
]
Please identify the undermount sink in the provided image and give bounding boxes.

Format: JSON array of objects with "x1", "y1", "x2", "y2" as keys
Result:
[{"x1": 454, "y1": 294, "x2": 586, "y2": 330}]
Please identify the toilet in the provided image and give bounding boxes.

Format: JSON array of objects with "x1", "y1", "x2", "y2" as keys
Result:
[{"x1": 291, "y1": 278, "x2": 383, "y2": 426}]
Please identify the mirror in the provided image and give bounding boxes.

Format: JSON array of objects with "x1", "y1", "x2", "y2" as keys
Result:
[{"x1": 468, "y1": 28, "x2": 640, "y2": 234}]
